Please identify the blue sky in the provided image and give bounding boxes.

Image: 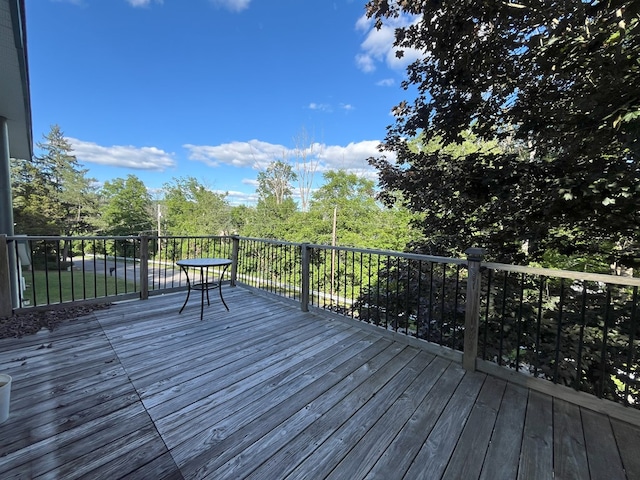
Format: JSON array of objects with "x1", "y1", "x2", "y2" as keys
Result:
[{"x1": 26, "y1": 0, "x2": 418, "y2": 205}]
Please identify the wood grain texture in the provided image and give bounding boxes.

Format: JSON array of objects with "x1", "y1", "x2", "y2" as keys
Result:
[
  {"x1": 554, "y1": 399, "x2": 590, "y2": 480},
  {"x1": 518, "y1": 390, "x2": 554, "y2": 480},
  {"x1": 581, "y1": 408, "x2": 626, "y2": 480},
  {"x1": 611, "y1": 417, "x2": 640, "y2": 479},
  {"x1": 480, "y1": 382, "x2": 528, "y2": 480},
  {"x1": 0, "y1": 288, "x2": 639, "y2": 479}
]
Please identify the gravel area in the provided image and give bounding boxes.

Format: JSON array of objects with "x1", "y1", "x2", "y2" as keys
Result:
[{"x1": 0, "y1": 303, "x2": 111, "y2": 339}]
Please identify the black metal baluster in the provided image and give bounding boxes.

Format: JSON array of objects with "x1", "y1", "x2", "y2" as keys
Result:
[
  {"x1": 515, "y1": 273, "x2": 525, "y2": 371},
  {"x1": 482, "y1": 269, "x2": 493, "y2": 360},
  {"x1": 405, "y1": 259, "x2": 411, "y2": 335},
  {"x1": 575, "y1": 281, "x2": 588, "y2": 390},
  {"x1": 69, "y1": 239, "x2": 76, "y2": 301},
  {"x1": 394, "y1": 256, "x2": 401, "y2": 332},
  {"x1": 440, "y1": 263, "x2": 446, "y2": 345},
  {"x1": 427, "y1": 262, "x2": 434, "y2": 340},
  {"x1": 498, "y1": 272, "x2": 509, "y2": 366},
  {"x1": 625, "y1": 286, "x2": 638, "y2": 405},
  {"x1": 453, "y1": 265, "x2": 461, "y2": 349},
  {"x1": 56, "y1": 238, "x2": 63, "y2": 303},
  {"x1": 533, "y1": 276, "x2": 545, "y2": 378},
  {"x1": 599, "y1": 286, "x2": 612, "y2": 398},
  {"x1": 416, "y1": 260, "x2": 423, "y2": 339},
  {"x1": 553, "y1": 279, "x2": 565, "y2": 383}
]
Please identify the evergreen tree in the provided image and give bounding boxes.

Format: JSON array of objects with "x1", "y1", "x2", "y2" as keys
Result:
[{"x1": 12, "y1": 125, "x2": 98, "y2": 236}]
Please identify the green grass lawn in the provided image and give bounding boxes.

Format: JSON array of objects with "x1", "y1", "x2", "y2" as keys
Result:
[{"x1": 23, "y1": 270, "x2": 137, "y2": 306}]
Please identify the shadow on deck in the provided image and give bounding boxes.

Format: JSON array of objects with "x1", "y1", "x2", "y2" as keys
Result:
[{"x1": 1, "y1": 286, "x2": 639, "y2": 479}]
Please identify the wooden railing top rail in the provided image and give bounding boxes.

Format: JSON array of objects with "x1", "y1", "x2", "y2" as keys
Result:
[
  {"x1": 484, "y1": 261, "x2": 640, "y2": 287},
  {"x1": 304, "y1": 243, "x2": 468, "y2": 265},
  {"x1": 7, "y1": 235, "x2": 143, "y2": 241}
]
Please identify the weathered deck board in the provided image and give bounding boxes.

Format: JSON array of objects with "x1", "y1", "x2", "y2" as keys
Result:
[
  {"x1": 322, "y1": 355, "x2": 450, "y2": 480},
  {"x1": 581, "y1": 408, "x2": 626, "y2": 480},
  {"x1": 479, "y1": 382, "x2": 528, "y2": 480},
  {"x1": 441, "y1": 376, "x2": 507, "y2": 479},
  {"x1": 363, "y1": 362, "x2": 466, "y2": 479},
  {"x1": 611, "y1": 417, "x2": 640, "y2": 479},
  {"x1": 1, "y1": 287, "x2": 640, "y2": 479},
  {"x1": 518, "y1": 389, "x2": 554, "y2": 480}
]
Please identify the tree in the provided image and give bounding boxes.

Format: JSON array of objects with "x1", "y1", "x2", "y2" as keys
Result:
[
  {"x1": 246, "y1": 160, "x2": 299, "y2": 239},
  {"x1": 307, "y1": 170, "x2": 380, "y2": 248},
  {"x1": 366, "y1": 0, "x2": 640, "y2": 266},
  {"x1": 162, "y1": 177, "x2": 230, "y2": 236},
  {"x1": 256, "y1": 159, "x2": 296, "y2": 206},
  {"x1": 100, "y1": 175, "x2": 153, "y2": 236},
  {"x1": 12, "y1": 125, "x2": 98, "y2": 236},
  {"x1": 292, "y1": 127, "x2": 321, "y2": 212}
]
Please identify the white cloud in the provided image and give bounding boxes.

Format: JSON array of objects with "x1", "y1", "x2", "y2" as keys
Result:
[
  {"x1": 242, "y1": 178, "x2": 259, "y2": 187},
  {"x1": 184, "y1": 139, "x2": 395, "y2": 183},
  {"x1": 210, "y1": 0, "x2": 251, "y2": 12},
  {"x1": 224, "y1": 189, "x2": 259, "y2": 206},
  {"x1": 308, "y1": 102, "x2": 354, "y2": 113},
  {"x1": 184, "y1": 139, "x2": 289, "y2": 170},
  {"x1": 376, "y1": 78, "x2": 395, "y2": 87},
  {"x1": 355, "y1": 13, "x2": 422, "y2": 73},
  {"x1": 308, "y1": 102, "x2": 332, "y2": 112},
  {"x1": 319, "y1": 140, "x2": 393, "y2": 179},
  {"x1": 68, "y1": 138, "x2": 176, "y2": 171},
  {"x1": 126, "y1": 0, "x2": 163, "y2": 7},
  {"x1": 52, "y1": 0, "x2": 85, "y2": 5}
]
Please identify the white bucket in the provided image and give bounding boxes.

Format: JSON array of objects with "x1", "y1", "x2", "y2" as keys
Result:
[{"x1": 0, "y1": 374, "x2": 12, "y2": 424}]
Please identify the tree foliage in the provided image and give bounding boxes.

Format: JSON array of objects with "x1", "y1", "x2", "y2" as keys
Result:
[
  {"x1": 245, "y1": 160, "x2": 299, "y2": 239},
  {"x1": 100, "y1": 175, "x2": 154, "y2": 236},
  {"x1": 256, "y1": 159, "x2": 296, "y2": 206},
  {"x1": 162, "y1": 177, "x2": 230, "y2": 236},
  {"x1": 366, "y1": 0, "x2": 640, "y2": 266},
  {"x1": 12, "y1": 125, "x2": 98, "y2": 235}
]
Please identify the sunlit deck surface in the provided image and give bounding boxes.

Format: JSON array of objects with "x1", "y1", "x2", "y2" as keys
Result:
[{"x1": 1, "y1": 287, "x2": 640, "y2": 479}]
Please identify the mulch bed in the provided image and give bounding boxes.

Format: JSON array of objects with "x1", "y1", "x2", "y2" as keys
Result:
[{"x1": 0, "y1": 303, "x2": 111, "y2": 340}]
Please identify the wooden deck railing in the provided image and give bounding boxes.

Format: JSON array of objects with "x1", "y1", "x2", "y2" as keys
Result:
[{"x1": 2, "y1": 234, "x2": 640, "y2": 409}]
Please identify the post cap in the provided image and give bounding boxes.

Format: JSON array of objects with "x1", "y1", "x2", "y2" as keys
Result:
[{"x1": 465, "y1": 247, "x2": 486, "y2": 261}]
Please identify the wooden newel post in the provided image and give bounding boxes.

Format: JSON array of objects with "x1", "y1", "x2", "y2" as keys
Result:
[
  {"x1": 0, "y1": 235, "x2": 11, "y2": 317},
  {"x1": 230, "y1": 235, "x2": 239, "y2": 287},
  {"x1": 140, "y1": 236, "x2": 149, "y2": 300},
  {"x1": 463, "y1": 247, "x2": 486, "y2": 371},
  {"x1": 301, "y1": 243, "x2": 310, "y2": 312}
]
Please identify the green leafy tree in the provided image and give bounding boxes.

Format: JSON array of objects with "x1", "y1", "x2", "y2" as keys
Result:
[
  {"x1": 100, "y1": 175, "x2": 153, "y2": 236},
  {"x1": 229, "y1": 205, "x2": 251, "y2": 234},
  {"x1": 244, "y1": 160, "x2": 298, "y2": 239},
  {"x1": 306, "y1": 170, "x2": 381, "y2": 248},
  {"x1": 162, "y1": 176, "x2": 230, "y2": 236},
  {"x1": 256, "y1": 160, "x2": 297, "y2": 206},
  {"x1": 366, "y1": 0, "x2": 640, "y2": 266}
]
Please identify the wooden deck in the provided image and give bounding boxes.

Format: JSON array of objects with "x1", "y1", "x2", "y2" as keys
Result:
[{"x1": 1, "y1": 287, "x2": 640, "y2": 479}]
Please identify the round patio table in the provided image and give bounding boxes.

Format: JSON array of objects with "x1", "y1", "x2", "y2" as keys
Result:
[{"x1": 176, "y1": 258, "x2": 232, "y2": 321}]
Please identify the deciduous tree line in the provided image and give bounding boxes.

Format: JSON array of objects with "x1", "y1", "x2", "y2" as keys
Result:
[{"x1": 11, "y1": 125, "x2": 415, "y2": 253}]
